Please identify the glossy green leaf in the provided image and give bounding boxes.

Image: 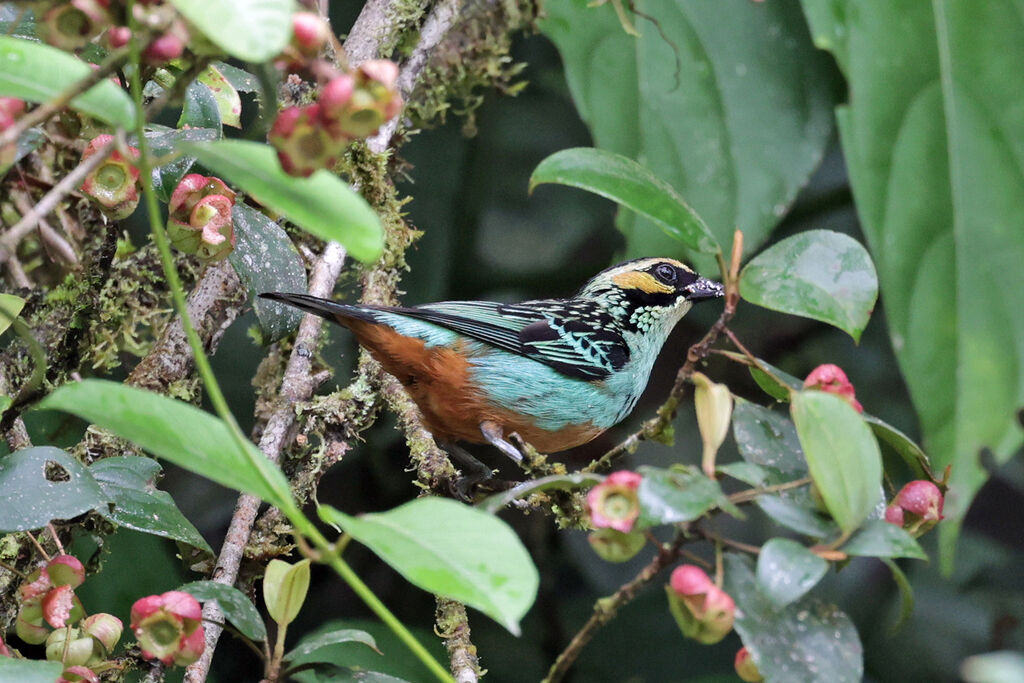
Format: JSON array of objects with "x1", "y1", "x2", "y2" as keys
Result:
[
  {"x1": 863, "y1": 414, "x2": 932, "y2": 480},
  {"x1": 880, "y1": 558, "x2": 914, "y2": 635},
  {"x1": 716, "y1": 461, "x2": 771, "y2": 487},
  {"x1": 755, "y1": 495, "x2": 837, "y2": 539},
  {"x1": 0, "y1": 658, "x2": 63, "y2": 681},
  {"x1": 541, "y1": 0, "x2": 836, "y2": 271},
  {"x1": 0, "y1": 293, "x2": 25, "y2": 335},
  {"x1": 179, "y1": 79, "x2": 221, "y2": 132},
  {"x1": 180, "y1": 580, "x2": 268, "y2": 642},
  {"x1": 842, "y1": 520, "x2": 927, "y2": 560},
  {"x1": 791, "y1": 390, "x2": 882, "y2": 533},
  {"x1": 732, "y1": 400, "x2": 807, "y2": 478},
  {"x1": 0, "y1": 36, "x2": 135, "y2": 128},
  {"x1": 168, "y1": 0, "x2": 294, "y2": 63},
  {"x1": 740, "y1": 229, "x2": 878, "y2": 341},
  {"x1": 144, "y1": 126, "x2": 220, "y2": 202},
  {"x1": 477, "y1": 472, "x2": 602, "y2": 514},
  {"x1": 803, "y1": 0, "x2": 1024, "y2": 560},
  {"x1": 228, "y1": 204, "x2": 306, "y2": 342},
  {"x1": 264, "y1": 558, "x2": 311, "y2": 627},
  {"x1": 319, "y1": 498, "x2": 538, "y2": 635},
  {"x1": 180, "y1": 139, "x2": 383, "y2": 262},
  {"x1": 38, "y1": 380, "x2": 295, "y2": 512},
  {"x1": 285, "y1": 628, "x2": 380, "y2": 661},
  {"x1": 756, "y1": 538, "x2": 828, "y2": 608},
  {"x1": 197, "y1": 64, "x2": 242, "y2": 128},
  {"x1": 0, "y1": 446, "x2": 108, "y2": 531},
  {"x1": 90, "y1": 456, "x2": 212, "y2": 555},
  {"x1": 529, "y1": 148, "x2": 719, "y2": 254},
  {"x1": 636, "y1": 465, "x2": 742, "y2": 526},
  {"x1": 213, "y1": 62, "x2": 260, "y2": 92},
  {"x1": 725, "y1": 553, "x2": 863, "y2": 682}
]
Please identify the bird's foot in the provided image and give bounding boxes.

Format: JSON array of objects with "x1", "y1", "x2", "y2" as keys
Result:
[
  {"x1": 479, "y1": 420, "x2": 524, "y2": 463},
  {"x1": 438, "y1": 440, "x2": 496, "y2": 501}
]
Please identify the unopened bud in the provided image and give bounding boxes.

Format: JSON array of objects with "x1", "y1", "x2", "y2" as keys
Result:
[
  {"x1": 81, "y1": 612, "x2": 123, "y2": 656},
  {"x1": 692, "y1": 372, "x2": 732, "y2": 478},
  {"x1": 804, "y1": 363, "x2": 863, "y2": 413},
  {"x1": 290, "y1": 12, "x2": 331, "y2": 56},
  {"x1": 45, "y1": 627, "x2": 93, "y2": 667},
  {"x1": 587, "y1": 527, "x2": 646, "y2": 563},
  {"x1": 47, "y1": 555, "x2": 86, "y2": 588},
  {"x1": 735, "y1": 646, "x2": 763, "y2": 682},
  {"x1": 886, "y1": 480, "x2": 944, "y2": 536}
]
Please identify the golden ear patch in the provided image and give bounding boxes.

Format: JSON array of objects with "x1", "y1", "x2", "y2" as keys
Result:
[{"x1": 612, "y1": 271, "x2": 674, "y2": 294}]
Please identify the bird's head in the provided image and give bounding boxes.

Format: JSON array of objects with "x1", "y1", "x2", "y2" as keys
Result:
[{"x1": 578, "y1": 257, "x2": 724, "y2": 336}]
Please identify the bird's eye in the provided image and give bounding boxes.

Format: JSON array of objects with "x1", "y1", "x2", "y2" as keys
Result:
[{"x1": 652, "y1": 263, "x2": 677, "y2": 285}]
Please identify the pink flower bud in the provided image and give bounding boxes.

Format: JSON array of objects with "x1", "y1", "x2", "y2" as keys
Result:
[
  {"x1": 886, "y1": 480, "x2": 944, "y2": 536},
  {"x1": 47, "y1": 555, "x2": 86, "y2": 588},
  {"x1": 80, "y1": 613, "x2": 123, "y2": 655},
  {"x1": 884, "y1": 503, "x2": 904, "y2": 526},
  {"x1": 804, "y1": 363, "x2": 863, "y2": 413},
  {"x1": 130, "y1": 591, "x2": 205, "y2": 666},
  {"x1": 46, "y1": 627, "x2": 94, "y2": 667},
  {"x1": 79, "y1": 134, "x2": 141, "y2": 220},
  {"x1": 167, "y1": 174, "x2": 236, "y2": 259},
  {"x1": 105, "y1": 25, "x2": 131, "y2": 49},
  {"x1": 59, "y1": 666, "x2": 99, "y2": 683},
  {"x1": 586, "y1": 470, "x2": 643, "y2": 533},
  {"x1": 667, "y1": 565, "x2": 735, "y2": 645},
  {"x1": 290, "y1": 12, "x2": 331, "y2": 56},
  {"x1": 0, "y1": 97, "x2": 25, "y2": 121},
  {"x1": 268, "y1": 104, "x2": 344, "y2": 177},
  {"x1": 143, "y1": 33, "x2": 185, "y2": 64},
  {"x1": 735, "y1": 647, "x2": 763, "y2": 682}
]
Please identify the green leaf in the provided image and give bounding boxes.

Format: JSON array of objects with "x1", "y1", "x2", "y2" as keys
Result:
[
  {"x1": 38, "y1": 379, "x2": 295, "y2": 512},
  {"x1": 0, "y1": 293, "x2": 25, "y2": 335},
  {"x1": 178, "y1": 79, "x2": 222, "y2": 131},
  {"x1": 725, "y1": 553, "x2": 863, "y2": 682},
  {"x1": 319, "y1": 498, "x2": 538, "y2": 635},
  {"x1": 636, "y1": 465, "x2": 742, "y2": 526},
  {"x1": 144, "y1": 126, "x2": 220, "y2": 202},
  {"x1": 863, "y1": 415, "x2": 932, "y2": 480},
  {"x1": 90, "y1": 456, "x2": 213, "y2": 555},
  {"x1": 264, "y1": 558, "x2": 311, "y2": 627},
  {"x1": 716, "y1": 461, "x2": 771, "y2": 487},
  {"x1": 167, "y1": 0, "x2": 295, "y2": 63},
  {"x1": 0, "y1": 446, "x2": 108, "y2": 531},
  {"x1": 755, "y1": 495, "x2": 837, "y2": 539},
  {"x1": 228, "y1": 204, "x2": 306, "y2": 342},
  {"x1": 0, "y1": 36, "x2": 135, "y2": 128},
  {"x1": 541, "y1": 0, "x2": 836, "y2": 271},
  {"x1": 285, "y1": 628, "x2": 381, "y2": 662},
  {"x1": 740, "y1": 229, "x2": 878, "y2": 341},
  {"x1": 476, "y1": 472, "x2": 602, "y2": 514},
  {"x1": 805, "y1": 0, "x2": 1024, "y2": 560},
  {"x1": 197, "y1": 64, "x2": 242, "y2": 128},
  {"x1": 880, "y1": 558, "x2": 914, "y2": 635},
  {"x1": 842, "y1": 520, "x2": 927, "y2": 560},
  {"x1": 756, "y1": 538, "x2": 828, "y2": 608},
  {"x1": 213, "y1": 62, "x2": 260, "y2": 92},
  {"x1": 529, "y1": 148, "x2": 719, "y2": 254},
  {"x1": 180, "y1": 580, "x2": 268, "y2": 642},
  {"x1": 0, "y1": 658, "x2": 63, "y2": 681},
  {"x1": 732, "y1": 400, "x2": 807, "y2": 478},
  {"x1": 180, "y1": 139, "x2": 383, "y2": 262},
  {"x1": 791, "y1": 390, "x2": 882, "y2": 533}
]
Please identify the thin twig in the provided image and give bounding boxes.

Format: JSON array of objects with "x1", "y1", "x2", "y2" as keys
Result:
[{"x1": 9, "y1": 189, "x2": 78, "y2": 266}]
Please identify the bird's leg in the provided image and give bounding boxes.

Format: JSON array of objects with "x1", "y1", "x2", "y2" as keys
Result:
[
  {"x1": 479, "y1": 420, "x2": 524, "y2": 463},
  {"x1": 437, "y1": 440, "x2": 495, "y2": 501}
]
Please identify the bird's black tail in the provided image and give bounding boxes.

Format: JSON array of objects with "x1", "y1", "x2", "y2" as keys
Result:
[{"x1": 258, "y1": 292, "x2": 378, "y2": 324}]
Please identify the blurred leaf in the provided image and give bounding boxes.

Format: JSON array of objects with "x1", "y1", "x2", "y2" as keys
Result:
[
  {"x1": 197, "y1": 64, "x2": 241, "y2": 128},
  {"x1": 178, "y1": 79, "x2": 222, "y2": 131},
  {"x1": 732, "y1": 400, "x2": 807, "y2": 478},
  {"x1": 1, "y1": 127, "x2": 44, "y2": 178},
  {"x1": 791, "y1": 391, "x2": 882, "y2": 533},
  {"x1": 842, "y1": 520, "x2": 927, "y2": 560},
  {"x1": 529, "y1": 148, "x2": 719, "y2": 253},
  {"x1": 960, "y1": 651, "x2": 1024, "y2": 683},
  {"x1": 285, "y1": 628, "x2": 381, "y2": 661},
  {"x1": 740, "y1": 229, "x2": 878, "y2": 341},
  {"x1": 756, "y1": 538, "x2": 828, "y2": 608},
  {"x1": 0, "y1": 36, "x2": 135, "y2": 128},
  {"x1": 636, "y1": 465, "x2": 742, "y2": 525},
  {"x1": 716, "y1": 461, "x2": 771, "y2": 487},
  {"x1": 228, "y1": 204, "x2": 306, "y2": 342},
  {"x1": 863, "y1": 415, "x2": 932, "y2": 480},
  {"x1": 144, "y1": 126, "x2": 219, "y2": 202},
  {"x1": 167, "y1": 0, "x2": 294, "y2": 62},
  {"x1": 180, "y1": 139, "x2": 383, "y2": 262},
  {"x1": 319, "y1": 498, "x2": 538, "y2": 635},
  {"x1": 264, "y1": 558, "x2": 311, "y2": 627},
  {"x1": 180, "y1": 580, "x2": 268, "y2": 642},
  {"x1": 90, "y1": 456, "x2": 213, "y2": 555},
  {"x1": 0, "y1": 4, "x2": 35, "y2": 38},
  {"x1": 213, "y1": 61, "x2": 260, "y2": 92},
  {"x1": 880, "y1": 558, "x2": 914, "y2": 635},
  {"x1": 0, "y1": 446, "x2": 108, "y2": 531},
  {"x1": 0, "y1": 293, "x2": 25, "y2": 335},
  {"x1": 804, "y1": 0, "x2": 1024, "y2": 561},
  {"x1": 476, "y1": 472, "x2": 602, "y2": 514},
  {"x1": 0, "y1": 658, "x2": 63, "y2": 681},
  {"x1": 756, "y1": 495, "x2": 837, "y2": 539},
  {"x1": 541, "y1": 0, "x2": 836, "y2": 271},
  {"x1": 725, "y1": 553, "x2": 863, "y2": 682},
  {"x1": 38, "y1": 380, "x2": 295, "y2": 512}
]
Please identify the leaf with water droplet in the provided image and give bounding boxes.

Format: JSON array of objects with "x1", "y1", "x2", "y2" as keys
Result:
[
  {"x1": 756, "y1": 538, "x2": 829, "y2": 607},
  {"x1": 0, "y1": 447, "x2": 108, "y2": 532}
]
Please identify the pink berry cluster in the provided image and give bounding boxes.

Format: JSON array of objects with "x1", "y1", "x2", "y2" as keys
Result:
[
  {"x1": 803, "y1": 363, "x2": 863, "y2": 413},
  {"x1": 269, "y1": 59, "x2": 402, "y2": 177},
  {"x1": 167, "y1": 173, "x2": 238, "y2": 261},
  {"x1": 78, "y1": 134, "x2": 141, "y2": 220}
]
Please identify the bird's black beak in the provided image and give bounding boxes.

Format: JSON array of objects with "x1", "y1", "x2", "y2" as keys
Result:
[{"x1": 683, "y1": 276, "x2": 724, "y2": 301}]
